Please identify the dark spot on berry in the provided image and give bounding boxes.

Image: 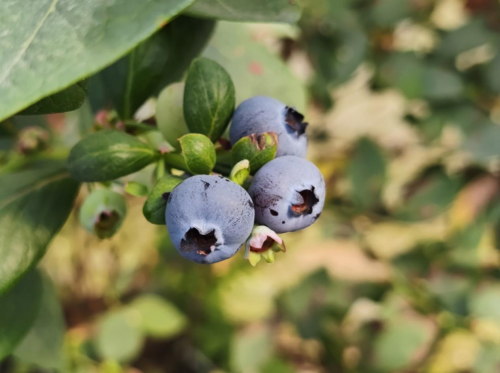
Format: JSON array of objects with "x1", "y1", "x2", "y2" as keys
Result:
[
  {"x1": 162, "y1": 192, "x2": 171, "y2": 201},
  {"x1": 282, "y1": 221, "x2": 285, "y2": 224},
  {"x1": 270, "y1": 209, "x2": 278, "y2": 216},
  {"x1": 314, "y1": 212, "x2": 321, "y2": 221},
  {"x1": 248, "y1": 200, "x2": 254, "y2": 208},
  {"x1": 202, "y1": 181, "x2": 210, "y2": 190}
]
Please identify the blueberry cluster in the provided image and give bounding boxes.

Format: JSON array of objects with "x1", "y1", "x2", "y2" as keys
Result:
[{"x1": 165, "y1": 96, "x2": 326, "y2": 264}]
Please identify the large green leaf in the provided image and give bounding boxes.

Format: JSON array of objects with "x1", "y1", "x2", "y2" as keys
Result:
[
  {"x1": 184, "y1": 58, "x2": 235, "y2": 141},
  {"x1": 203, "y1": 22, "x2": 307, "y2": 112},
  {"x1": 0, "y1": 270, "x2": 43, "y2": 362},
  {"x1": 18, "y1": 80, "x2": 88, "y2": 116},
  {"x1": 186, "y1": 0, "x2": 301, "y2": 23},
  {"x1": 68, "y1": 130, "x2": 158, "y2": 182},
  {"x1": 14, "y1": 272, "x2": 65, "y2": 370},
  {"x1": 0, "y1": 162, "x2": 79, "y2": 294},
  {"x1": 99, "y1": 16, "x2": 215, "y2": 119},
  {"x1": 0, "y1": 0, "x2": 194, "y2": 122},
  {"x1": 348, "y1": 138, "x2": 386, "y2": 210}
]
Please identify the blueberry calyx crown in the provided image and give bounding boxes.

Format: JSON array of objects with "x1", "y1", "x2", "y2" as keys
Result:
[
  {"x1": 285, "y1": 107, "x2": 308, "y2": 136},
  {"x1": 291, "y1": 188, "x2": 319, "y2": 216},
  {"x1": 181, "y1": 228, "x2": 218, "y2": 256}
]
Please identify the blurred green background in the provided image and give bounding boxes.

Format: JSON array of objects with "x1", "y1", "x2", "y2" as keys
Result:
[{"x1": 3, "y1": 0, "x2": 500, "y2": 372}]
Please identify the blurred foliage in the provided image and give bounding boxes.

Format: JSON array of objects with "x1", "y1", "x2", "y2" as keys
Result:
[{"x1": 2, "y1": 0, "x2": 500, "y2": 372}]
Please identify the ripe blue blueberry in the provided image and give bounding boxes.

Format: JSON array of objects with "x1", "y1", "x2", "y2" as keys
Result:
[
  {"x1": 248, "y1": 156, "x2": 325, "y2": 233},
  {"x1": 229, "y1": 96, "x2": 308, "y2": 158},
  {"x1": 165, "y1": 175, "x2": 255, "y2": 264}
]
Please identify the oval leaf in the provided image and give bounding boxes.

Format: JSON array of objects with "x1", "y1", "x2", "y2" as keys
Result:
[
  {"x1": 187, "y1": 0, "x2": 302, "y2": 23},
  {"x1": 68, "y1": 130, "x2": 157, "y2": 182},
  {"x1": 0, "y1": 0, "x2": 194, "y2": 122},
  {"x1": 143, "y1": 175, "x2": 183, "y2": 225},
  {"x1": 0, "y1": 162, "x2": 79, "y2": 294},
  {"x1": 183, "y1": 58, "x2": 235, "y2": 142},
  {"x1": 0, "y1": 270, "x2": 43, "y2": 362},
  {"x1": 179, "y1": 133, "x2": 216, "y2": 175}
]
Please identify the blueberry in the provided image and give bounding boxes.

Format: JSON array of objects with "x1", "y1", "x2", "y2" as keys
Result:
[
  {"x1": 165, "y1": 175, "x2": 255, "y2": 264},
  {"x1": 248, "y1": 156, "x2": 325, "y2": 233},
  {"x1": 229, "y1": 96, "x2": 308, "y2": 158}
]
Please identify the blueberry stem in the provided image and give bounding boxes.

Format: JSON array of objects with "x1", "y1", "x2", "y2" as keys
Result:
[{"x1": 163, "y1": 152, "x2": 188, "y2": 172}]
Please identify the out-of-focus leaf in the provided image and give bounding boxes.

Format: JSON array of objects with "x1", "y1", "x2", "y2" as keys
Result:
[
  {"x1": 371, "y1": 0, "x2": 414, "y2": 27},
  {"x1": 381, "y1": 53, "x2": 464, "y2": 100},
  {"x1": 68, "y1": 130, "x2": 157, "y2": 182},
  {"x1": 231, "y1": 327, "x2": 272, "y2": 373},
  {"x1": 187, "y1": 0, "x2": 302, "y2": 23},
  {"x1": 463, "y1": 122, "x2": 500, "y2": 165},
  {"x1": 347, "y1": 138, "x2": 386, "y2": 209},
  {"x1": 0, "y1": 0, "x2": 195, "y2": 122},
  {"x1": 0, "y1": 270, "x2": 42, "y2": 362},
  {"x1": 395, "y1": 168, "x2": 462, "y2": 221},
  {"x1": 99, "y1": 16, "x2": 215, "y2": 119},
  {"x1": 125, "y1": 182, "x2": 149, "y2": 197},
  {"x1": 13, "y1": 273, "x2": 64, "y2": 370},
  {"x1": 0, "y1": 162, "x2": 79, "y2": 294},
  {"x1": 19, "y1": 81, "x2": 88, "y2": 115},
  {"x1": 373, "y1": 316, "x2": 435, "y2": 371},
  {"x1": 95, "y1": 309, "x2": 144, "y2": 363},
  {"x1": 203, "y1": 22, "x2": 307, "y2": 112},
  {"x1": 469, "y1": 285, "x2": 500, "y2": 323},
  {"x1": 130, "y1": 294, "x2": 187, "y2": 338},
  {"x1": 437, "y1": 19, "x2": 496, "y2": 59},
  {"x1": 482, "y1": 53, "x2": 500, "y2": 94}
]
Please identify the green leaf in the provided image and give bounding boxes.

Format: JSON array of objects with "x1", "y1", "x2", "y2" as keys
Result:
[
  {"x1": 373, "y1": 317, "x2": 434, "y2": 371},
  {"x1": 179, "y1": 134, "x2": 216, "y2": 175},
  {"x1": 68, "y1": 130, "x2": 157, "y2": 182},
  {"x1": 18, "y1": 81, "x2": 88, "y2": 116},
  {"x1": 482, "y1": 53, "x2": 500, "y2": 94},
  {"x1": 183, "y1": 58, "x2": 235, "y2": 142},
  {"x1": 95, "y1": 308, "x2": 144, "y2": 363},
  {"x1": 469, "y1": 285, "x2": 500, "y2": 323},
  {"x1": 13, "y1": 272, "x2": 65, "y2": 370},
  {"x1": 99, "y1": 16, "x2": 215, "y2": 119},
  {"x1": 381, "y1": 53, "x2": 464, "y2": 101},
  {"x1": 371, "y1": 0, "x2": 413, "y2": 27},
  {"x1": 231, "y1": 132, "x2": 278, "y2": 174},
  {"x1": 143, "y1": 174, "x2": 183, "y2": 225},
  {"x1": 0, "y1": 0, "x2": 195, "y2": 122},
  {"x1": 347, "y1": 138, "x2": 386, "y2": 209},
  {"x1": 203, "y1": 22, "x2": 307, "y2": 112},
  {"x1": 0, "y1": 270, "x2": 43, "y2": 362},
  {"x1": 0, "y1": 162, "x2": 79, "y2": 294},
  {"x1": 186, "y1": 0, "x2": 302, "y2": 23},
  {"x1": 130, "y1": 294, "x2": 187, "y2": 338},
  {"x1": 125, "y1": 182, "x2": 149, "y2": 197},
  {"x1": 157, "y1": 83, "x2": 190, "y2": 151},
  {"x1": 462, "y1": 122, "x2": 500, "y2": 165},
  {"x1": 231, "y1": 327, "x2": 272, "y2": 372},
  {"x1": 396, "y1": 168, "x2": 462, "y2": 221}
]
